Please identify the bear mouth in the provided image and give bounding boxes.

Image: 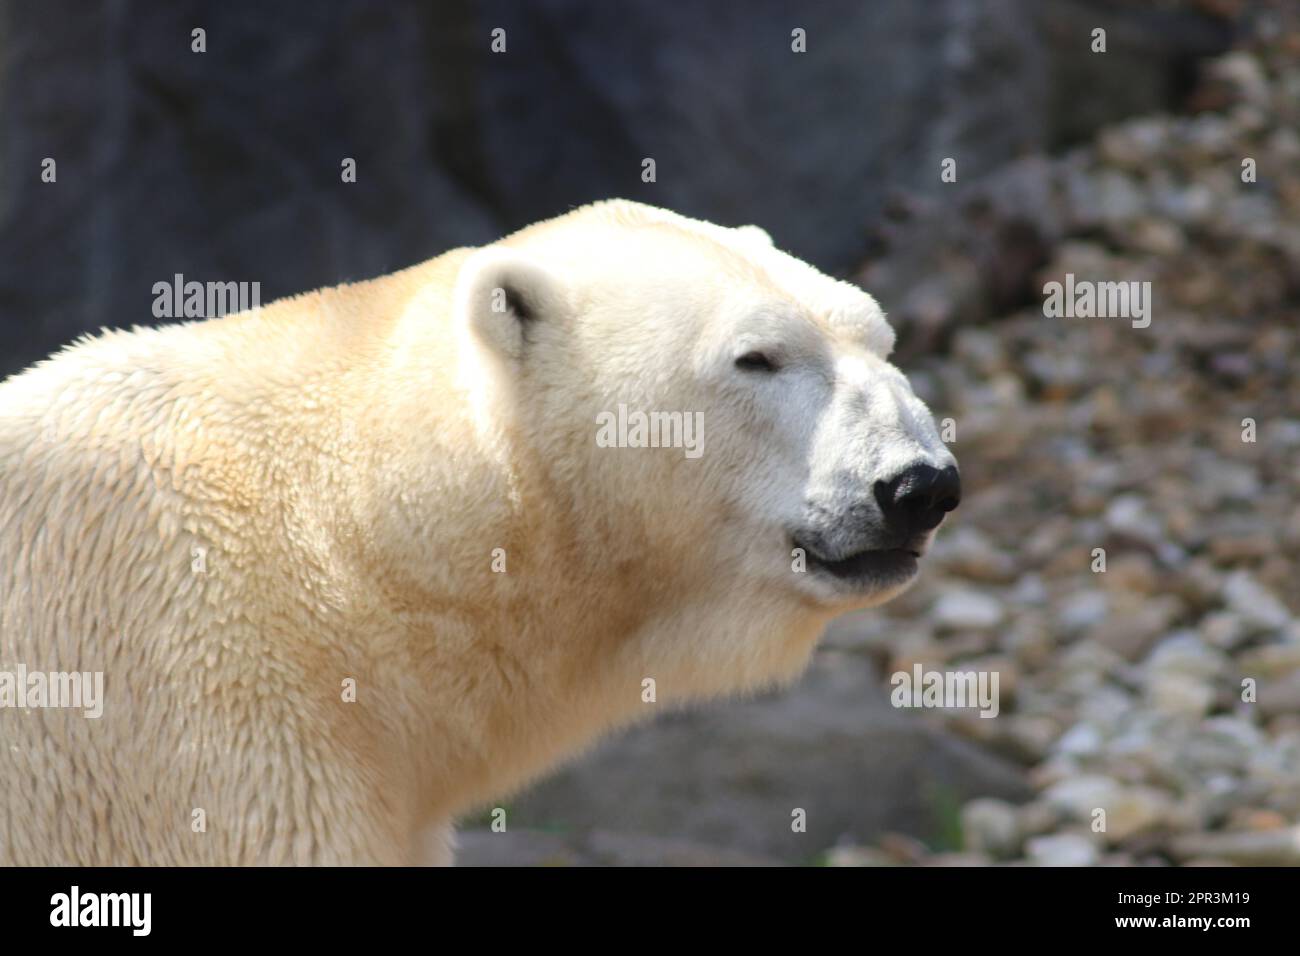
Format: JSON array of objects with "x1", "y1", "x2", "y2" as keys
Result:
[{"x1": 795, "y1": 541, "x2": 920, "y2": 585}]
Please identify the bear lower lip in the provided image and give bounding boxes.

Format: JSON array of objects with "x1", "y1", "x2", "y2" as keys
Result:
[{"x1": 798, "y1": 543, "x2": 920, "y2": 583}]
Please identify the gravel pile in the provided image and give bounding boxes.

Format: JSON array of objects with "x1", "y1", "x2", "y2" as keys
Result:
[{"x1": 829, "y1": 14, "x2": 1300, "y2": 866}]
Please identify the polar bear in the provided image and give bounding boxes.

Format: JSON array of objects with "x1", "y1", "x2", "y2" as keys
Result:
[{"x1": 0, "y1": 200, "x2": 958, "y2": 865}]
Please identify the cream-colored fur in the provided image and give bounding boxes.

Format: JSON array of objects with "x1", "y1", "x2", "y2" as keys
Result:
[{"x1": 0, "y1": 200, "x2": 952, "y2": 865}]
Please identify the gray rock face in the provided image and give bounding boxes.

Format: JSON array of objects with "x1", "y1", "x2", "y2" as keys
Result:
[
  {"x1": 457, "y1": 652, "x2": 1029, "y2": 865},
  {"x1": 0, "y1": 0, "x2": 1228, "y2": 378}
]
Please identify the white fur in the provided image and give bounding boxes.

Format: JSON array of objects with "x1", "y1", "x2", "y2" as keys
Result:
[{"x1": 0, "y1": 200, "x2": 953, "y2": 864}]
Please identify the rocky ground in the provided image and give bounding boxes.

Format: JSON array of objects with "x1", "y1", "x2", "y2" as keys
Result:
[
  {"x1": 847, "y1": 11, "x2": 1300, "y2": 867},
  {"x1": 458, "y1": 8, "x2": 1299, "y2": 866}
]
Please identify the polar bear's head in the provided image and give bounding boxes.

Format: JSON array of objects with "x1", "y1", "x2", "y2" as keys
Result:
[{"x1": 453, "y1": 200, "x2": 958, "y2": 622}]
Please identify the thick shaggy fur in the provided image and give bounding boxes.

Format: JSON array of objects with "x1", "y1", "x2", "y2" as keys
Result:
[{"x1": 0, "y1": 200, "x2": 950, "y2": 864}]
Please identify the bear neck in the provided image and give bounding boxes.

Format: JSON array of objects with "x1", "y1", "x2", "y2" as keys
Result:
[{"x1": 277, "y1": 258, "x2": 830, "y2": 826}]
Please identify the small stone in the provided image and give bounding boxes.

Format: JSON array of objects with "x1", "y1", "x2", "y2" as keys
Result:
[
  {"x1": 1089, "y1": 595, "x2": 1182, "y2": 662},
  {"x1": 1207, "y1": 51, "x2": 1271, "y2": 108},
  {"x1": 1008, "y1": 574, "x2": 1048, "y2": 606},
  {"x1": 961, "y1": 798, "x2": 1022, "y2": 859},
  {"x1": 1016, "y1": 800, "x2": 1065, "y2": 839},
  {"x1": 931, "y1": 589, "x2": 1004, "y2": 631},
  {"x1": 1024, "y1": 350, "x2": 1090, "y2": 394},
  {"x1": 1265, "y1": 127, "x2": 1300, "y2": 160},
  {"x1": 1183, "y1": 718, "x2": 1260, "y2": 775},
  {"x1": 1266, "y1": 713, "x2": 1300, "y2": 739},
  {"x1": 1146, "y1": 672, "x2": 1215, "y2": 719},
  {"x1": 1104, "y1": 787, "x2": 1177, "y2": 844},
  {"x1": 1055, "y1": 642, "x2": 1125, "y2": 695},
  {"x1": 1056, "y1": 721, "x2": 1105, "y2": 757},
  {"x1": 1185, "y1": 114, "x2": 1234, "y2": 157},
  {"x1": 1170, "y1": 827, "x2": 1300, "y2": 866},
  {"x1": 1004, "y1": 715, "x2": 1063, "y2": 762},
  {"x1": 1227, "y1": 103, "x2": 1267, "y2": 135},
  {"x1": 1044, "y1": 240, "x2": 1111, "y2": 282},
  {"x1": 1105, "y1": 495, "x2": 1166, "y2": 548},
  {"x1": 1024, "y1": 516, "x2": 1075, "y2": 563},
  {"x1": 1125, "y1": 217, "x2": 1185, "y2": 256},
  {"x1": 1196, "y1": 459, "x2": 1261, "y2": 504},
  {"x1": 1026, "y1": 832, "x2": 1099, "y2": 867},
  {"x1": 951, "y1": 329, "x2": 1008, "y2": 376},
  {"x1": 1146, "y1": 632, "x2": 1229, "y2": 681},
  {"x1": 1153, "y1": 182, "x2": 1216, "y2": 225},
  {"x1": 1094, "y1": 169, "x2": 1146, "y2": 225},
  {"x1": 1097, "y1": 118, "x2": 1170, "y2": 169},
  {"x1": 943, "y1": 630, "x2": 1002, "y2": 661},
  {"x1": 1077, "y1": 685, "x2": 1136, "y2": 725},
  {"x1": 1238, "y1": 643, "x2": 1300, "y2": 678},
  {"x1": 888, "y1": 631, "x2": 950, "y2": 673},
  {"x1": 1199, "y1": 611, "x2": 1249, "y2": 651},
  {"x1": 1223, "y1": 572, "x2": 1291, "y2": 632},
  {"x1": 1258, "y1": 672, "x2": 1300, "y2": 719},
  {"x1": 1043, "y1": 775, "x2": 1122, "y2": 820},
  {"x1": 1099, "y1": 553, "x2": 1158, "y2": 595},
  {"x1": 823, "y1": 846, "x2": 896, "y2": 867},
  {"x1": 1201, "y1": 715, "x2": 1265, "y2": 750},
  {"x1": 877, "y1": 832, "x2": 930, "y2": 865},
  {"x1": 1225, "y1": 808, "x2": 1289, "y2": 831},
  {"x1": 1004, "y1": 613, "x2": 1054, "y2": 670},
  {"x1": 1028, "y1": 754, "x2": 1083, "y2": 790},
  {"x1": 1059, "y1": 591, "x2": 1110, "y2": 637},
  {"x1": 934, "y1": 526, "x2": 1018, "y2": 583},
  {"x1": 1175, "y1": 558, "x2": 1226, "y2": 605}
]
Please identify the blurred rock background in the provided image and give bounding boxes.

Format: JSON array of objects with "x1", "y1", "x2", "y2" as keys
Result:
[
  {"x1": 2, "y1": 0, "x2": 1296, "y2": 865},
  {"x1": 1, "y1": 0, "x2": 1232, "y2": 375}
]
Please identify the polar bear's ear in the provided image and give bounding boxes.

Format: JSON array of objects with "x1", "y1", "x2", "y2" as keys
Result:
[
  {"x1": 736, "y1": 224, "x2": 774, "y2": 247},
  {"x1": 453, "y1": 248, "x2": 567, "y2": 361}
]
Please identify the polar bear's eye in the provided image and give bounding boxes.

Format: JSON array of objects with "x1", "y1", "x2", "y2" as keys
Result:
[{"x1": 735, "y1": 351, "x2": 779, "y2": 373}]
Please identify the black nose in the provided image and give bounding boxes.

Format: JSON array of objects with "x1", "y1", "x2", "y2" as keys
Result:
[{"x1": 874, "y1": 463, "x2": 961, "y2": 536}]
